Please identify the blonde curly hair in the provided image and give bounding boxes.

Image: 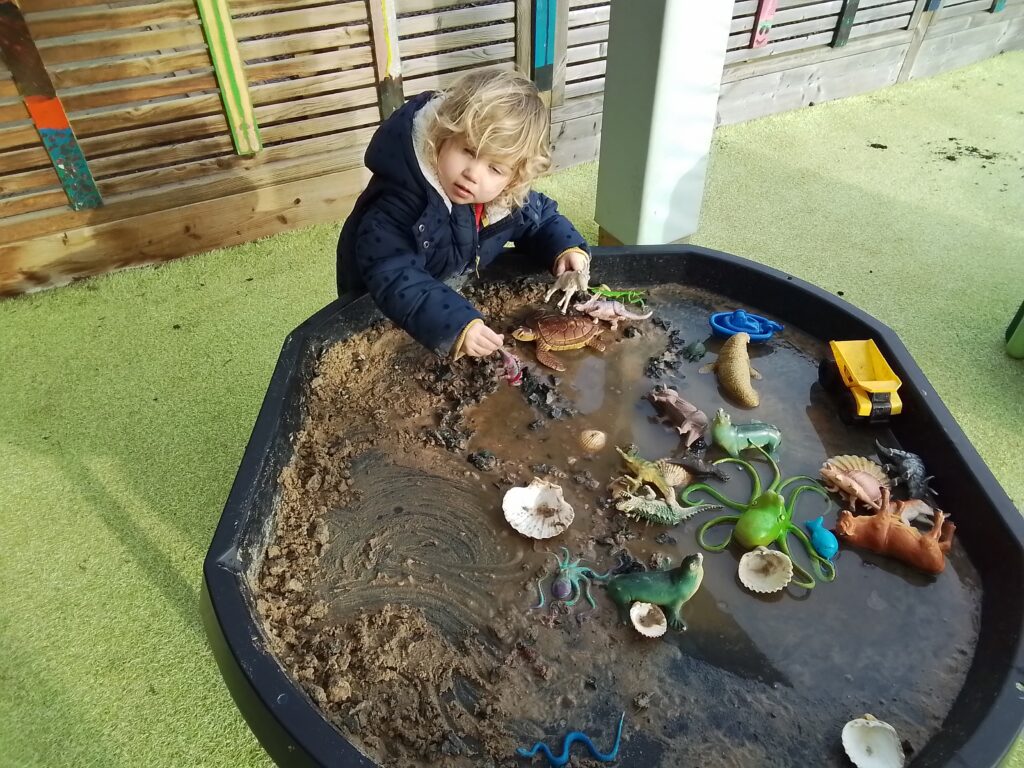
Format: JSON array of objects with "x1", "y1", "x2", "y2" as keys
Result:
[{"x1": 425, "y1": 68, "x2": 551, "y2": 209}]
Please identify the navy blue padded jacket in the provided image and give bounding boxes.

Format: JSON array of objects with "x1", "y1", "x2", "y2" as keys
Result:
[{"x1": 337, "y1": 92, "x2": 589, "y2": 356}]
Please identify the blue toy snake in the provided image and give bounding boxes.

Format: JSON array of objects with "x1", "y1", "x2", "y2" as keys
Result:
[{"x1": 516, "y1": 712, "x2": 625, "y2": 766}]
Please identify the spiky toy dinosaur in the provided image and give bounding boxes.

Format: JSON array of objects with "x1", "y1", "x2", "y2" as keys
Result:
[{"x1": 615, "y1": 486, "x2": 721, "y2": 526}]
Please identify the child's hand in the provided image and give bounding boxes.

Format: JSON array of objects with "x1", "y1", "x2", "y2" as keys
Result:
[
  {"x1": 463, "y1": 322, "x2": 505, "y2": 357},
  {"x1": 554, "y1": 249, "x2": 590, "y2": 276}
]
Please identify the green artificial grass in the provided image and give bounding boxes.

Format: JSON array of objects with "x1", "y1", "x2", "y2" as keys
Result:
[{"x1": 1, "y1": 52, "x2": 1022, "y2": 768}]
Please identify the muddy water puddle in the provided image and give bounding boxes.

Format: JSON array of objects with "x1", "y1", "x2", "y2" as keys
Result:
[{"x1": 267, "y1": 282, "x2": 980, "y2": 768}]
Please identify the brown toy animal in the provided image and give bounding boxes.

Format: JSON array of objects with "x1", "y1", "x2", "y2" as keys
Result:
[{"x1": 835, "y1": 488, "x2": 955, "y2": 575}]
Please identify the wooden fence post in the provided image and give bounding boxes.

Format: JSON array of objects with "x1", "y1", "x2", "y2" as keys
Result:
[
  {"x1": 832, "y1": 0, "x2": 861, "y2": 47},
  {"x1": 515, "y1": 0, "x2": 532, "y2": 76},
  {"x1": 194, "y1": 0, "x2": 262, "y2": 155},
  {"x1": 366, "y1": 0, "x2": 404, "y2": 119},
  {"x1": 0, "y1": 0, "x2": 102, "y2": 210},
  {"x1": 898, "y1": 0, "x2": 932, "y2": 82},
  {"x1": 551, "y1": 0, "x2": 568, "y2": 105}
]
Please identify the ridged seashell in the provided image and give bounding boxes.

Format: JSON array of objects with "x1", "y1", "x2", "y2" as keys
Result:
[
  {"x1": 823, "y1": 455, "x2": 890, "y2": 487},
  {"x1": 654, "y1": 459, "x2": 691, "y2": 488},
  {"x1": 502, "y1": 478, "x2": 575, "y2": 539},
  {"x1": 629, "y1": 602, "x2": 667, "y2": 638},
  {"x1": 579, "y1": 429, "x2": 607, "y2": 453},
  {"x1": 841, "y1": 714, "x2": 906, "y2": 768},
  {"x1": 737, "y1": 546, "x2": 794, "y2": 594}
]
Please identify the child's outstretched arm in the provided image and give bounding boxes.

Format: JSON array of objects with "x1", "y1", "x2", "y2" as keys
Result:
[
  {"x1": 513, "y1": 191, "x2": 591, "y2": 274},
  {"x1": 353, "y1": 198, "x2": 486, "y2": 358}
]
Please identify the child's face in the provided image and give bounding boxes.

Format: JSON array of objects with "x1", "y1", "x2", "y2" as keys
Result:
[{"x1": 436, "y1": 136, "x2": 512, "y2": 206}]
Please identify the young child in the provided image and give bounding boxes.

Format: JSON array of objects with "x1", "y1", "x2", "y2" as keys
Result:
[{"x1": 337, "y1": 68, "x2": 590, "y2": 359}]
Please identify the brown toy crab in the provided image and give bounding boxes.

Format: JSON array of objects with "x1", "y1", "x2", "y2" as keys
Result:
[{"x1": 512, "y1": 314, "x2": 606, "y2": 372}]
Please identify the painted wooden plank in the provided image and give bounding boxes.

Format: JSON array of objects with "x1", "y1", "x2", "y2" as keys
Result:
[
  {"x1": 732, "y1": 2, "x2": 844, "y2": 35},
  {"x1": 0, "y1": 0, "x2": 101, "y2": 210},
  {"x1": 834, "y1": 0, "x2": 863, "y2": 44},
  {"x1": 0, "y1": 164, "x2": 371, "y2": 297},
  {"x1": 924, "y1": 0, "x2": 942, "y2": 11},
  {"x1": 991, "y1": 0, "x2": 1007, "y2": 10},
  {"x1": 531, "y1": 0, "x2": 557, "y2": 91},
  {"x1": 751, "y1": 0, "x2": 780, "y2": 47},
  {"x1": 367, "y1": 0, "x2": 404, "y2": 118},
  {"x1": 194, "y1": 0, "x2": 262, "y2": 155}
]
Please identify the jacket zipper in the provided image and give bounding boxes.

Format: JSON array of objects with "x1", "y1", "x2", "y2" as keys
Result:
[{"x1": 473, "y1": 217, "x2": 516, "y2": 276}]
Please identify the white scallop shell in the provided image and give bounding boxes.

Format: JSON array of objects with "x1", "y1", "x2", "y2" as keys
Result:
[
  {"x1": 502, "y1": 478, "x2": 575, "y2": 539},
  {"x1": 823, "y1": 455, "x2": 890, "y2": 487},
  {"x1": 738, "y1": 546, "x2": 794, "y2": 594},
  {"x1": 579, "y1": 429, "x2": 607, "y2": 453},
  {"x1": 842, "y1": 714, "x2": 906, "y2": 768},
  {"x1": 629, "y1": 602, "x2": 667, "y2": 638}
]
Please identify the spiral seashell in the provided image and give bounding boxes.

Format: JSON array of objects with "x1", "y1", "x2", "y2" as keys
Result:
[
  {"x1": 737, "y1": 546, "x2": 794, "y2": 594},
  {"x1": 823, "y1": 455, "x2": 890, "y2": 487},
  {"x1": 629, "y1": 602, "x2": 667, "y2": 638},
  {"x1": 841, "y1": 714, "x2": 906, "y2": 768},
  {"x1": 579, "y1": 429, "x2": 607, "y2": 453},
  {"x1": 502, "y1": 478, "x2": 575, "y2": 539}
]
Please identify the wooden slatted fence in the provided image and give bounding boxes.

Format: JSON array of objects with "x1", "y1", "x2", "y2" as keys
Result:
[
  {"x1": 395, "y1": 0, "x2": 517, "y2": 95},
  {"x1": 1, "y1": 0, "x2": 1021, "y2": 293}
]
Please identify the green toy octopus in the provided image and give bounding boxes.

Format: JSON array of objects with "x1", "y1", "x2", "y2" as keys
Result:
[{"x1": 681, "y1": 447, "x2": 836, "y2": 589}]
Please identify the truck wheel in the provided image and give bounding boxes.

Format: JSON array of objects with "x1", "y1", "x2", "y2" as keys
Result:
[
  {"x1": 838, "y1": 388, "x2": 861, "y2": 425},
  {"x1": 818, "y1": 358, "x2": 839, "y2": 391}
]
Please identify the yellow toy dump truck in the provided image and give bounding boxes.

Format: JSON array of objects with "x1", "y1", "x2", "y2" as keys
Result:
[{"x1": 818, "y1": 340, "x2": 903, "y2": 423}]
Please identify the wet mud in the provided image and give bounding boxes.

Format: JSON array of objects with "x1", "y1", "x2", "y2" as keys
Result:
[{"x1": 255, "y1": 277, "x2": 980, "y2": 768}]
